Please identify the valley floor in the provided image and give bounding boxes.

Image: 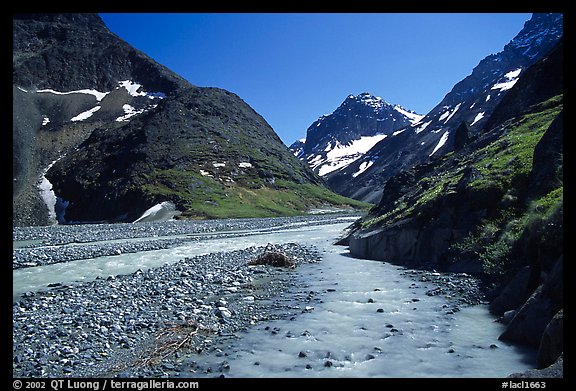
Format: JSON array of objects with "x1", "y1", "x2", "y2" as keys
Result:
[{"x1": 13, "y1": 215, "x2": 541, "y2": 379}]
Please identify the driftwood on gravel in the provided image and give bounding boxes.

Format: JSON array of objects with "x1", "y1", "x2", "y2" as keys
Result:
[
  {"x1": 137, "y1": 320, "x2": 213, "y2": 367},
  {"x1": 103, "y1": 320, "x2": 214, "y2": 375},
  {"x1": 247, "y1": 244, "x2": 296, "y2": 268}
]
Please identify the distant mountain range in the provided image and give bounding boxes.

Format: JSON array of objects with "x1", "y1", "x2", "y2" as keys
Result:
[
  {"x1": 291, "y1": 13, "x2": 563, "y2": 204},
  {"x1": 289, "y1": 92, "x2": 422, "y2": 177},
  {"x1": 13, "y1": 13, "x2": 364, "y2": 226}
]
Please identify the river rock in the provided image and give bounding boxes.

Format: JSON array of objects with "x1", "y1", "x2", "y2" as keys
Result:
[
  {"x1": 489, "y1": 266, "x2": 533, "y2": 315},
  {"x1": 509, "y1": 355, "x2": 563, "y2": 378},
  {"x1": 499, "y1": 257, "x2": 562, "y2": 347},
  {"x1": 499, "y1": 286, "x2": 553, "y2": 346},
  {"x1": 537, "y1": 309, "x2": 563, "y2": 369}
]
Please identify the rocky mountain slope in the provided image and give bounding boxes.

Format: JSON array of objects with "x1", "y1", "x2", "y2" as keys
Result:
[
  {"x1": 325, "y1": 13, "x2": 563, "y2": 204},
  {"x1": 341, "y1": 37, "x2": 563, "y2": 375},
  {"x1": 289, "y1": 92, "x2": 422, "y2": 177},
  {"x1": 13, "y1": 13, "x2": 365, "y2": 226}
]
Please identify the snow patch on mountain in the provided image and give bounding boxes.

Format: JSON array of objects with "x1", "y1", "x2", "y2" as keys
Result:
[
  {"x1": 36, "y1": 88, "x2": 109, "y2": 101},
  {"x1": 471, "y1": 112, "x2": 485, "y2": 126},
  {"x1": 310, "y1": 134, "x2": 387, "y2": 176},
  {"x1": 119, "y1": 80, "x2": 146, "y2": 97},
  {"x1": 438, "y1": 103, "x2": 462, "y2": 124},
  {"x1": 133, "y1": 201, "x2": 177, "y2": 223},
  {"x1": 430, "y1": 131, "x2": 450, "y2": 157},
  {"x1": 37, "y1": 156, "x2": 66, "y2": 224},
  {"x1": 70, "y1": 106, "x2": 101, "y2": 122},
  {"x1": 415, "y1": 121, "x2": 432, "y2": 134},
  {"x1": 353, "y1": 160, "x2": 374, "y2": 178},
  {"x1": 394, "y1": 105, "x2": 424, "y2": 124},
  {"x1": 116, "y1": 104, "x2": 145, "y2": 122},
  {"x1": 491, "y1": 68, "x2": 522, "y2": 92}
]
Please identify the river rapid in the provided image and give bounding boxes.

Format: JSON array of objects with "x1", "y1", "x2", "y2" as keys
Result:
[{"x1": 13, "y1": 215, "x2": 536, "y2": 378}]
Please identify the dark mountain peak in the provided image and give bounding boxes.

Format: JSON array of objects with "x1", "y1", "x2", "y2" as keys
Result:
[
  {"x1": 13, "y1": 12, "x2": 191, "y2": 95},
  {"x1": 344, "y1": 92, "x2": 390, "y2": 112},
  {"x1": 504, "y1": 13, "x2": 563, "y2": 59},
  {"x1": 13, "y1": 13, "x2": 106, "y2": 27},
  {"x1": 289, "y1": 139, "x2": 306, "y2": 159},
  {"x1": 293, "y1": 92, "x2": 422, "y2": 177}
]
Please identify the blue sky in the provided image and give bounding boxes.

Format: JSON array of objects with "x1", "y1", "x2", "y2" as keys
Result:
[{"x1": 100, "y1": 13, "x2": 532, "y2": 145}]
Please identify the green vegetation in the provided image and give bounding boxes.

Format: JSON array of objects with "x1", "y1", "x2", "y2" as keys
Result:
[
  {"x1": 141, "y1": 168, "x2": 370, "y2": 220},
  {"x1": 358, "y1": 94, "x2": 562, "y2": 284},
  {"x1": 469, "y1": 95, "x2": 563, "y2": 192},
  {"x1": 361, "y1": 167, "x2": 465, "y2": 229},
  {"x1": 451, "y1": 186, "x2": 563, "y2": 280}
]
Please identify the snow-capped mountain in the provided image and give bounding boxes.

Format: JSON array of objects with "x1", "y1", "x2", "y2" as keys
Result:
[
  {"x1": 289, "y1": 92, "x2": 423, "y2": 177},
  {"x1": 13, "y1": 13, "x2": 328, "y2": 225},
  {"x1": 325, "y1": 13, "x2": 563, "y2": 203}
]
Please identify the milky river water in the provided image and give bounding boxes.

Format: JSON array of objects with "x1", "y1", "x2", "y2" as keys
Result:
[{"x1": 13, "y1": 220, "x2": 536, "y2": 377}]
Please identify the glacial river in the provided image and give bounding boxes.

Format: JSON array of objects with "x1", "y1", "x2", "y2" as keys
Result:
[{"x1": 13, "y1": 219, "x2": 536, "y2": 377}]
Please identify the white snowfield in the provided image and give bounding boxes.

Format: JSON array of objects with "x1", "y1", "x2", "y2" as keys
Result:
[
  {"x1": 70, "y1": 106, "x2": 101, "y2": 122},
  {"x1": 415, "y1": 120, "x2": 432, "y2": 134},
  {"x1": 36, "y1": 88, "x2": 109, "y2": 101},
  {"x1": 116, "y1": 104, "x2": 146, "y2": 122},
  {"x1": 133, "y1": 201, "x2": 178, "y2": 223},
  {"x1": 471, "y1": 112, "x2": 485, "y2": 126},
  {"x1": 430, "y1": 131, "x2": 450, "y2": 157},
  {"x1": 439, "y1": 103, "x2": 461, "y2": 124},
  {"x1": 491, "y1": 68, "x2": 522, "y2": 92},
  {"x1": 118, "y1": 80, "x2": 147, "y2": 97},
  {"x1": 311, "y1": 134, "x2": 387, "y2": 177},
  {"x1": 352, "y1": 160, "x2": 374, "y2": 178},
  {"x1": 29, "y1": 80, "x2": 166, "y2": 123},
  {"x1": 393, "y1": 105, "x2": 424, "y2": 124}
]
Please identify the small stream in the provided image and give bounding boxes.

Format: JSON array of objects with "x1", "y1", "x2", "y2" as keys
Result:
[{"x1": 195, "y1": 246, "x2": 536, "y2": 377}]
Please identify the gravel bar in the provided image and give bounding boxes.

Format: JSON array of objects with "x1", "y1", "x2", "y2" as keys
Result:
[
  {"x1": 13, "y1": 214, "x2": 360, "y2": 269},
  {"x1": 13, "y1": 214, "x2": 361, "y2": 245},
  {"x1": 12, "y1": 214, "x2": 491, "y2": 378},
  {"x1": 13, "y1": 242, "x2": 322, "y2": 378}
]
